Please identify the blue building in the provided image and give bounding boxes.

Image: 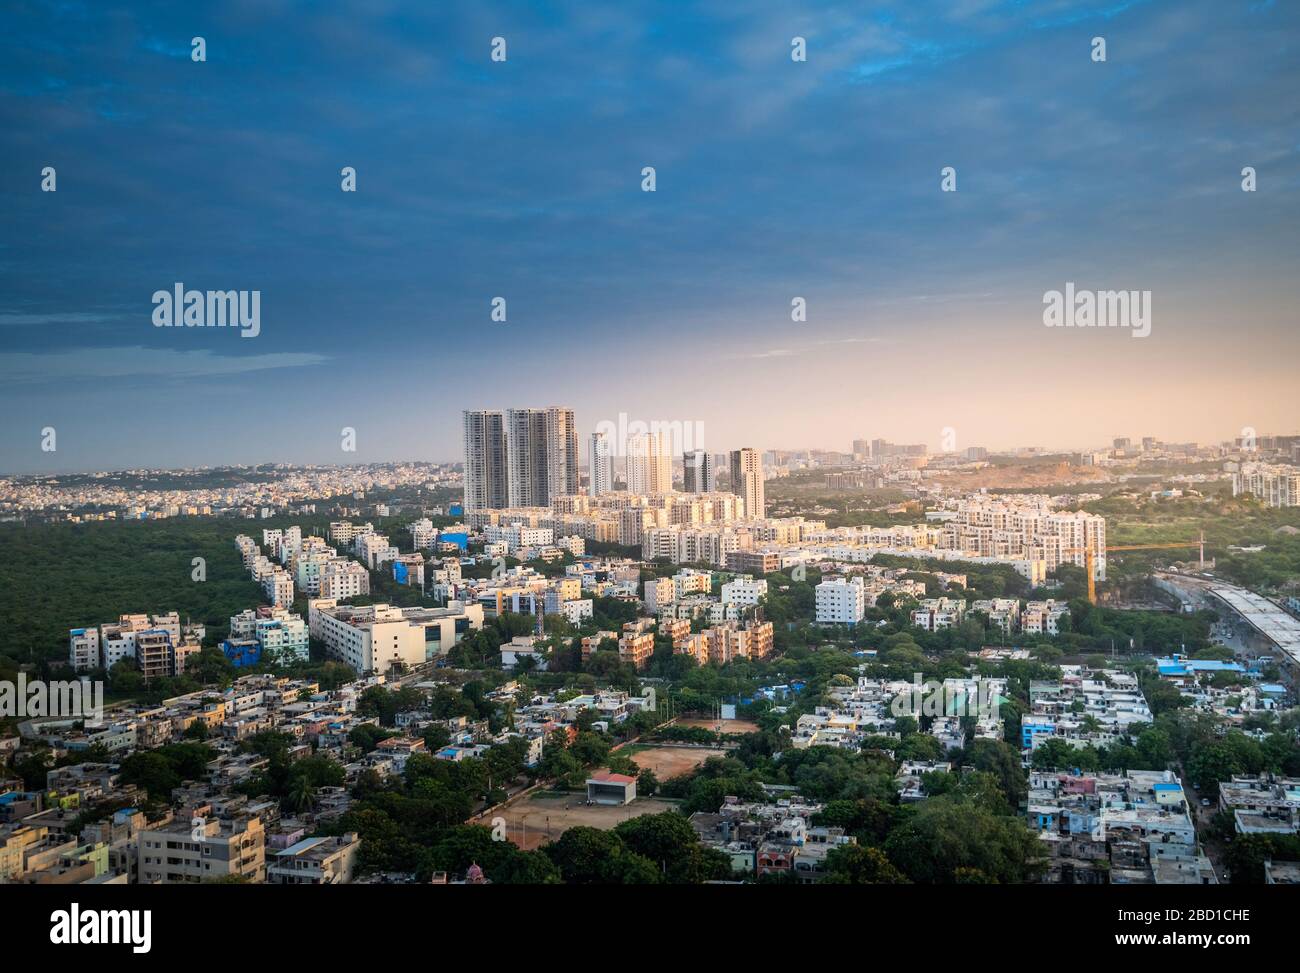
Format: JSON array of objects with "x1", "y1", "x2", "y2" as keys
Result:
[
  {"x1": 1156, "y1": 656, "x2": 1245, "y2": 677},
  {"x1": 220, "y1": 638, "x2": 262, "y2": 668}
]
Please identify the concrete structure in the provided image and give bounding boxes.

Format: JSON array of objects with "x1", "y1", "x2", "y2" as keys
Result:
[
  {"x1": 505, "y1": 407, "x2": 578, "y2": 508},
  {"x1": 589, "y1": 430, "x2": 614, "y2": 496},
  {"x1": 816, "y1": 577, "x2": 865, "y2": 624},
  {"x1": 267, "y1": 833, "x2": 361, "y2": 885},
  {"x1": 730, "y1": 447, "x2": 765, "y2": 519},
  {"x1": 463, "y1": 409, "x2": 509, "y2": 511},
  {"x1": 138, "y1": 813, "x2": 266, "y2": 884},
  {"x1": 587, "y1": 770, "x2": 637, "y2": 805}
]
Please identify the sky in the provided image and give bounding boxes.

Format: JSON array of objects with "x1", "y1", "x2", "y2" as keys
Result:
[{"x1": 1, "y1": 0, "x2": 1297, "y2": 474}]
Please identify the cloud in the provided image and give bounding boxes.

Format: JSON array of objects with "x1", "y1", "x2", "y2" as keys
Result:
[
  {"x1": 0, "y1": 311, "x2": 127, "y2": 327},
  {"x1": 0, "y1": 347, "x2": 329, "y2": 383}
]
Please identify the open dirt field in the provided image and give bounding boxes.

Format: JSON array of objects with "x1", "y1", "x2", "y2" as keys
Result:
[
  {"x1": 676, "y1": 717, "x2": 761, "y2": 735},
  {"x1": 623, "y1": 745, "x2": 729, "y2": 779},
  {"x1": 496, "y1": 791, "x2": 681, "y2": 850}
]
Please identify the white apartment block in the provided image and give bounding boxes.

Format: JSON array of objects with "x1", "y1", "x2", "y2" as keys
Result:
[
  {"x1": 730, "y1": 447, "x2": 765, "y2": 519},
  {"x1": 409, "y1": 518, "x2": 440, "y2": 549},
  {"x1": 263, "y1": 569, "x2": 294, "y2": 608},
  {"x1": 308, "y1": 599, "x2": 484, "y2": 673},
  {"x1": 626, "y1": 432, "x2": 672, "y2": 495},
  {"x1": 721, "y1": 576, "x2": 768, "y2": 607},
  {"x1": 483, "y1": 523, "x2": 554, "y2": 552},
  {"x1": 589, "y1": 430, "x2": 614, "y2": 496},
  {"x1": 1233, "y1": 463, "x2": 1300, "y2": 508},
  {"x1": 911, "y1": 598, "x2": 965, "y2": 631},
  {"x1": 320, "y1": 560, "x2": 370, "y2": 600},
  {"x1": 356, "y1": 532, "x2": 399, "y2": 571},
  {"x1": 1022, "y1": 599, "x2": 1070, "y2": 636},
  {"x1": 644, "y1": 577, "x2": 676, "y2": 613},
  {"x1": 556, "y1": 534, "x2": 585, "y2": 556},
  {"x1": 971, "y1": 598, "x2": 1020, "y2": 633},
  {"x1": 68, "y1": 627, "x2": 101, "y2": 671},
  {"x1": 816, "y1": 577, "x2": 866, "y2": 624},
  {"x1": 560, "y1": 599, "x2": 594, "y2": 624}
]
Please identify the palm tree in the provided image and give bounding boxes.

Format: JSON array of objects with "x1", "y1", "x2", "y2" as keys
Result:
[{"x1": 286, "y1": 775, "x2": 316, "y2": 813}]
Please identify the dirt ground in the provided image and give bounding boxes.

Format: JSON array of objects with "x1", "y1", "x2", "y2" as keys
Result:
[
  {"x1": 496, "y1": 791, "x2": 681, "y2": 850},
  {"x1": 624, "y1": 745, "x2": 729, "y2": 779},
  {"x1": 676, "y1": 717, "x2": 761, "y2": 735}
]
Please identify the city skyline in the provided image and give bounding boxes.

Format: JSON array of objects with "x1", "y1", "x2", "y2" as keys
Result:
[{"x1": 2, "y1": 0, "x2": 1298, "y2": 474}]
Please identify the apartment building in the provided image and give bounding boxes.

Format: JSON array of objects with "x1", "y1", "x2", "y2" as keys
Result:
[
  {"x1": 721, "y1": 576, "x2": 768, "y2": 607},
  {"x1": 644, "y1": 577, "x2": 676, "y2": 614},
  {"x1": 816, "y1": 577, "x2": 865, "y2": 624},
  {"x1": 504, "y1": 407, "x2": 579, "y2": 507},
  {"x1": 730, "y1": 447, "x2": 765, "y2": 519},
  {"x1": 1233, "y1": 463, "x2": 1300, "y2": 508},
  {"x1": 72, "y1": 612, "x2": 201, "y2": 676},
  {"x1": 626, "y1": 432, "x2": 673, "y2": 494},
  {"x1": 725, "y1": 550, "x2": 781, "y2": 575},
  {"x1": 68, "y1": 628, "x2": 101, "y2": 671},
  {"x1": 683, "y1": 449, "x2": 714, "y2": 493},
  {"x1": 263, "y1": 568, "x2": 294, "y2": 608},
  {"x1": 1022, "y1": 599, "x2": 1070, "y2": 635},
  {"x1": 266, "y1": 832, "x2": 361, "y2": 885},
  {"x1": 356, "y1": 532, "x2": 399, "y2": 571},
  {"x1": 308, "y1": 599, "x2": 484, "y2": 673},
  {"x1": 138, "y1": 813, "x2": 266, "y2": 884},
  {"x1": 319, "y1": 560, "x2": 370, "y2": 600},
  {"x1": 617, "y1": 620, "x2": 657, "y2": 670},
  {"x1": 463, "y1": 409, "x2": 509, "y2": 510},
  {"x1": 589, "y1": 430, "x2": 614, "y2": 496}
]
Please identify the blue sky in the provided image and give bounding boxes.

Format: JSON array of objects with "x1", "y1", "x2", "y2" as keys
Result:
[{"x1": 1, "y1": 0, "x2": 1297, "y2": 473}]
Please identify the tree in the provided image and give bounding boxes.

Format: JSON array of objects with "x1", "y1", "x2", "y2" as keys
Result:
[
  {"x1": 118, "y1": 751, "x2": 181, "y2": 802},
  {"x1": 883, "y1": 797, "x2": 1044, "y2": 884},
  {"x1": 285, "y1": 774, "x2": 316, "y2": 813},
  {"x1": 544, "y1": 827, "x2": 626, "y2": 884},
  {"x1": 821, "y1": 844, "x2": 909, "y2": 884}
]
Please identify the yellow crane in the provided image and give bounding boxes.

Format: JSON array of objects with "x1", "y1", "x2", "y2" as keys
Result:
[{"x1": 1063, "y1": 532, "x2": 1205, "y2": 604}]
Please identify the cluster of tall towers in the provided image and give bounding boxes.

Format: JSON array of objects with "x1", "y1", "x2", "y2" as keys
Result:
[
  {"x1": 464, "y1": 408, "x2": 763, "y2": 518},
  {"x1": 462, "y1": 408, "x2": 578, "y2": 510}
]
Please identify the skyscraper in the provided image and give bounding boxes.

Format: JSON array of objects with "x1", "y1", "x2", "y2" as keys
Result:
[
  {"x1": 627, "y1": 432, "x2": 672, "y2": 494},
  {"x1": 462, "y1": 410, "x2": 508, "y2": 510},
  {"x1": 730, "y1": 447, "x2": 765, "y2": 519},
  {"x1": 589, "y1": 430, "x2": 614, "y2": 496},
  {"x1": 683, "y1": 449, "x2": 713, "y2": 493},
  {"x1": 506, "y1": 407, "x2": 578, "y2": 507}
]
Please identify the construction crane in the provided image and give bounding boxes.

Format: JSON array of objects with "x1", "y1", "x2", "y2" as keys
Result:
[{"x1": 1063, "y1": 532, "x2": 1205, "y2": 604}]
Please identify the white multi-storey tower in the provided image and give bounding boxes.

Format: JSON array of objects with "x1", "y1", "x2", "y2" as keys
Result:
[
  {"x1": 627, "y1": 432, "x2": 672, "y2": 494},
  {"x1": 462, "y1": 410, "x2": 508, "y2": 510},
  {"x1": 589, "y1": 430, "x2": 614, "y2": 496},
  {"x1": 505, "y1": 407, "x2": 578, "y2": 507},
  {"x1": 730, "y1": 447, "x2": 765, "y2": 519},
  {"x1": 683, "y1": 449, "x2": 713, "y2": 493}
]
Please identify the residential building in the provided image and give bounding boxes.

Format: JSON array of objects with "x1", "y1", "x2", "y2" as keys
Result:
[
  {"x1": 506, "y1": 407, "x2": 578, "y2": 507},
  {"x1": 589, "y1": 430, "x2": 614, "y2": 496},
  {"x1": 462, "y1": 409, "x2": 509, "y2": 510},
  {"x1": 816, "y1": 577, "x2": 865, "y2": 624},
  {"x1": 266, "y1": 833, "x2": 361, "y2": 885},
  {"x1": 730, "y1": 447, "x2": 765, "y2": 518},
  {"x1": 684, "y1": 449, "x2": 713, "y2": 493}
]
